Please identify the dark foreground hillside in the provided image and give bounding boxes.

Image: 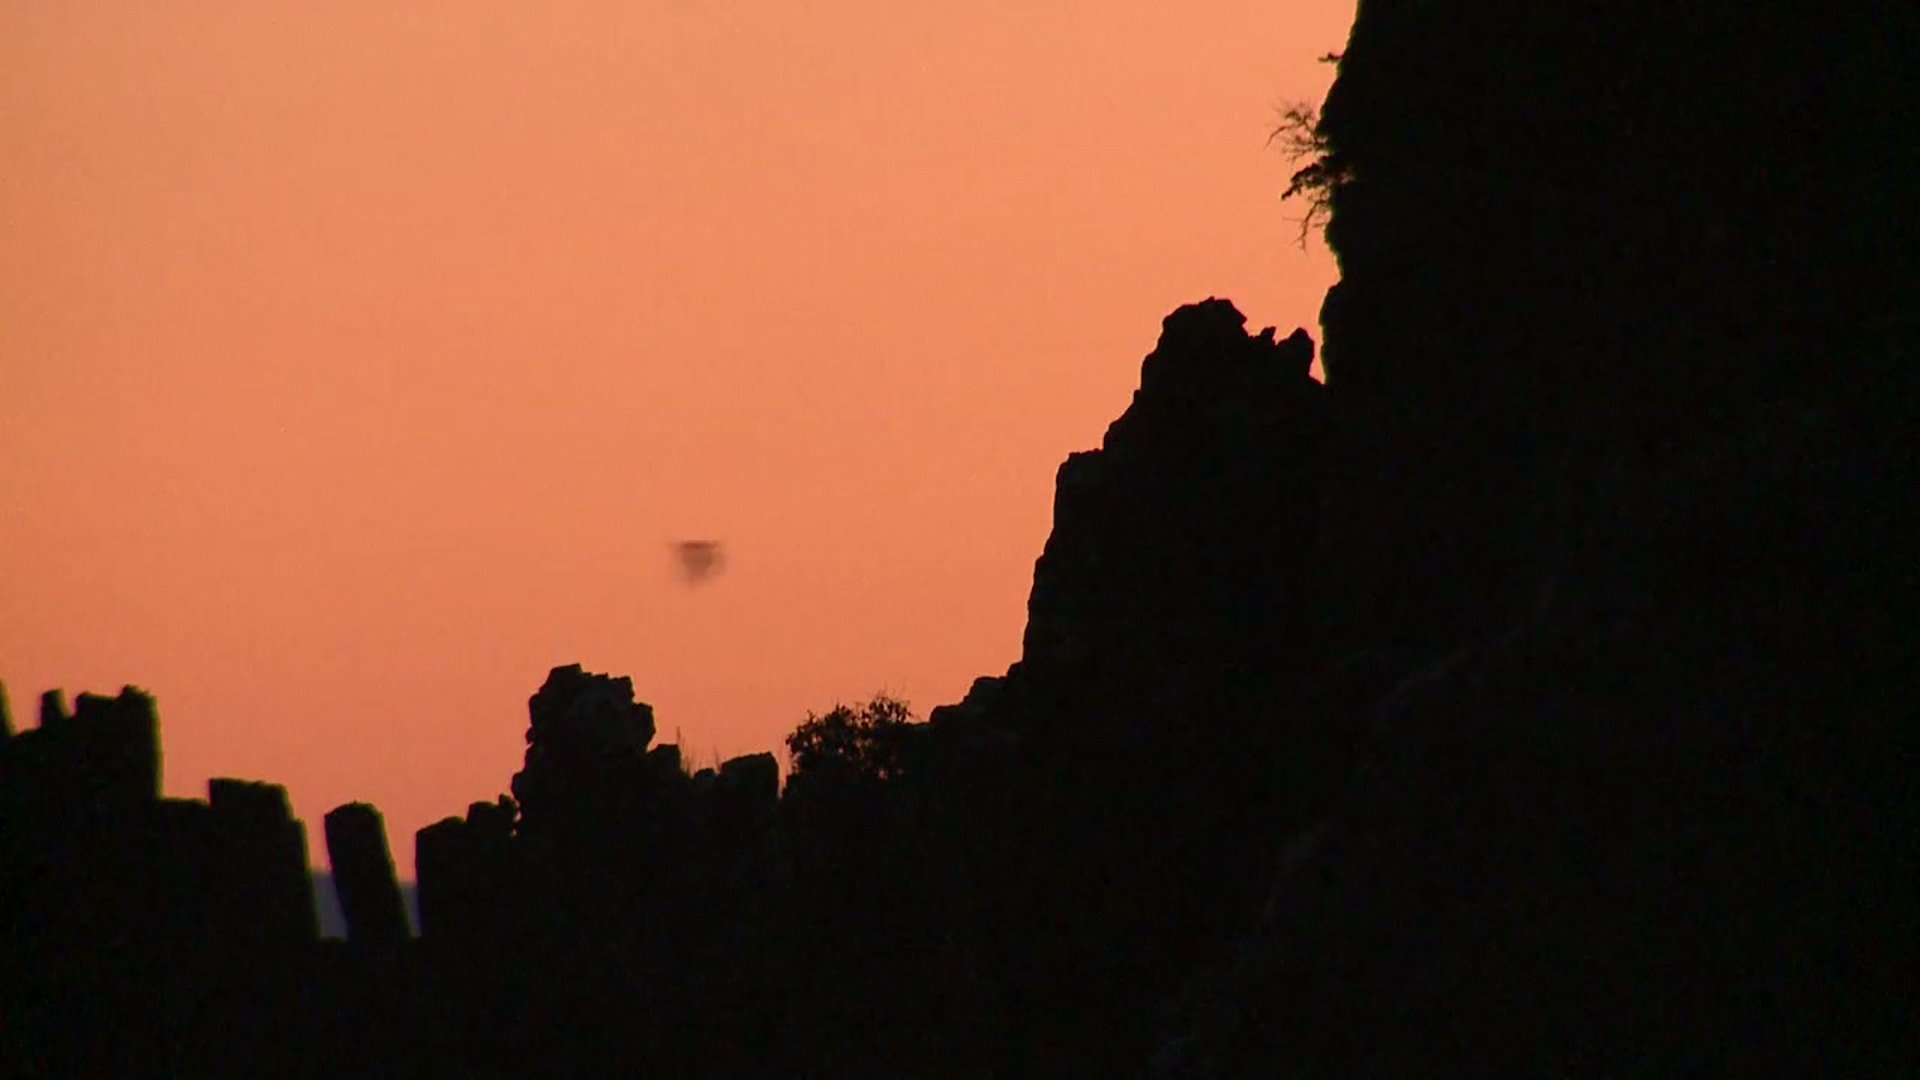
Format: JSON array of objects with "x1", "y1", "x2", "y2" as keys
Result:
[{"x1": 4, "y1": 3, "x2": 1915, "y2": 1075}]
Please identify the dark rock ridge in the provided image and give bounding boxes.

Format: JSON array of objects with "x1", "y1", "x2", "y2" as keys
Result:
[{"x1": 2, "y1": 2, "x2": 1915, "y2": 1074}]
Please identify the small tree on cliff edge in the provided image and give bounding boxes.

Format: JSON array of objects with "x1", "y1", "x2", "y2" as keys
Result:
[
  {"x1": 1273, "y1": 54, "x2": 1351, "y2": 246},
  {"x1": 785, "y1": 694, "x2": 919, "y2": 782}
]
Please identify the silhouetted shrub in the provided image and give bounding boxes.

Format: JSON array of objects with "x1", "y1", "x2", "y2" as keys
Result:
[
  {"x1": 784, "y1": 694, "x2": 919, "y2": 782},
  {"x1": 1273, "y1": 63, "x2": 1350, "y2": 245}
]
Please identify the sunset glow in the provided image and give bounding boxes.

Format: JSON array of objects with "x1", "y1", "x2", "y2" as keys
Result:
[{"x1": 0, "y1": 1, "x2": 1352, "y2": 868}]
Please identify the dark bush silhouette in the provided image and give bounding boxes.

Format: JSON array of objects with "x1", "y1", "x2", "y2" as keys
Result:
[{"x1": 784, "y1": 693, "x2": 919, "y2": 782}]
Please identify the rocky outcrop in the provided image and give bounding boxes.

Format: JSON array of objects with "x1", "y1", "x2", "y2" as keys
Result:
[
  {"x1": 324, "y1": 802, "x2": 410, "y2": 947},
  {"x1": 1151, "y1": 3, "x2": 1919, "y2": 1073},
  {"x1": 510, "y1": 663, "x2": 657, "y2": 840},
  {"x1": 906, "y1": 298, "x2": 1344, "y2": 1072},
  {"x1": 0, "y1": 691, "x2": 327, "y2": 1076},
  {"x1": 1020, "y1": 299, "x2": 1328, "y2": 740},
  {"x1": 1001, "y1": 299, "x2": 1340, "y2": 824},
  {"x1": 415, "y1": 797, "x2": 518, "y2": 944},
  {"x1": 206, "y1": 778, "x2": 321, "y2": 947}
]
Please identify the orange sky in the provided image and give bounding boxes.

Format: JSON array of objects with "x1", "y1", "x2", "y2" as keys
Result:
[{"x1": 1, "y1": 1, "x2": 1351, "y2": 870}]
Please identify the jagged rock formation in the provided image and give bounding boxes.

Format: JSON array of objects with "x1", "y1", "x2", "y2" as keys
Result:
[
  {"x1": 0, "y1": 687, "x2": 322, "y2": 1077},
  {"x1": 415, "y1": 796, "x2": 518, "y2": 943},
  {"x1": 510, "y1": 663, "x2": 657, "y2": 838},
  {"x1": 404, "y1": 666, "x2": 799, "y2": 1077},
  {"x1": 912, "y1": 299, "x2": 1342, "y2": 1071},
  {"x1": 1, "y1": 686, "x2": 160, "y2": 812},
  {"x1": 1020, "y1": 301, "x2": 1327, "y2": 743},
  {"x1": 324, "y1": 802, "x2": 410, "y2": 947},
  {"x1": 3, "y1": 3, "x2": 1914, "y2": 1075}
]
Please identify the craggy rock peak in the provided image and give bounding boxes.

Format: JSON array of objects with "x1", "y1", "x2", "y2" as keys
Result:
[
  {"x1": 920, "y1": 299, "x2": 1343, "y2": 1072},
  {"x1": 1021, "y1": 299, "x2": 1327, "y2": 742},
  {"x1": 510, "y1": 662, "x2": 657, "y2": 835}
]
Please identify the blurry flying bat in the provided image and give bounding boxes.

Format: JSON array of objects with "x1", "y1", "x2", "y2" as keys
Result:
[{"x1": 672, "y1": 540, "x2": 725, "y2": 585}]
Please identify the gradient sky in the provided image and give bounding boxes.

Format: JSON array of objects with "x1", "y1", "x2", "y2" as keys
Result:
[{"x1": 2, "y1": 1, "x2": 1352, "y2": 870}]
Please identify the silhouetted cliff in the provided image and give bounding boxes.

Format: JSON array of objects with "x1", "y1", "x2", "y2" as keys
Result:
[
  {"x1": 1152, "y1": 2, "x2": 1919, "y2": 1073},
  {"x1": 935, "y1": 301, "x2": 1339, "y2": 1070},
  {"x1": 4, "y1": 3, "x2": 1914, "y2": 1075}
]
